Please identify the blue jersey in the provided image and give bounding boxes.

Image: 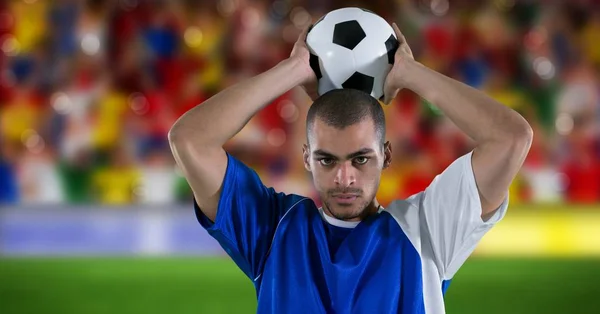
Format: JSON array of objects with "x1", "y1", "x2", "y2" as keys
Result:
[{"x1": 195, "y1": 151, "x2": 508, "y2": 313}]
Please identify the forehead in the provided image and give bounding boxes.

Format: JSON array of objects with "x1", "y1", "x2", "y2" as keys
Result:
[{"x1": 308, "y1": 118, "x2": 379, "y2": 154}]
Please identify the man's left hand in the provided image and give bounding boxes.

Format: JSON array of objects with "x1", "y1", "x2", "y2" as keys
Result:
[{"x1": 382, "y1": 23, "x2": 415, "y2": 105}]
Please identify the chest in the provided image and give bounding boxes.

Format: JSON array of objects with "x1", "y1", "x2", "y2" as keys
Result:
[{"x1": 256, "y1": 209, "x2": 425, "y2": 313}]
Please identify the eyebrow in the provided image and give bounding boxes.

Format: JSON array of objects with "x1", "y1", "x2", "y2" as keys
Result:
[{"x1": 312, "y1": 148, "x2": 375, "y2": 160}]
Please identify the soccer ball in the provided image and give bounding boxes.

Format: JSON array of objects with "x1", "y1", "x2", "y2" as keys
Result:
[{"x1": 306, "y1": 7, "x2": 399, "y2": 100}]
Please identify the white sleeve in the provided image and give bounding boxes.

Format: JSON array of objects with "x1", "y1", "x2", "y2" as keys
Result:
[{"x1": 420, "y1": 150, "x2": 509, "y2": 280}]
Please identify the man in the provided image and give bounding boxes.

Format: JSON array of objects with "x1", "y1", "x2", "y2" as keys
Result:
[{"x1": 168, "y1": 23, "x2": 532, "y2": 313}]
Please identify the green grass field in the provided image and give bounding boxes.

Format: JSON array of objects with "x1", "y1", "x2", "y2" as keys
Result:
[{"x1": 1, "y1": 257, "x2": 599, "y2": 314}]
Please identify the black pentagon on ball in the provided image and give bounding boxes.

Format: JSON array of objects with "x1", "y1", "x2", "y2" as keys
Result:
[
  {"x1": 309, "y1": 53, "x2": 322, "y2": 79},
  {"x1": 342, "y1": 72, "x2": 374, "y2": 95},
  {"x1": 333, "y1": 20, "x2": 366, "y2": 50},
  {"x1": 385, "y1": 34, "x2": 399, "y2": 64}
]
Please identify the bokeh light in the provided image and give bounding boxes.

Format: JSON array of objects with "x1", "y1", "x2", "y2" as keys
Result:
[
  {"x1": 241, "y1": 7, "x2": 261, "y2": 28},
  {"x1": 184, "y1": 27, "x2": 203, "y2": 48},
  {"x1": 51, "y1": 92, "x2": 73, "y2": 115},
  {"x1": 217, "y1": 0, "x2": 237, "y2": 17},
  {"x1": 1, "y1": 35, "x2": 20, "y2": 56},
  {"x1": 555, "y1": 113, "x2": 574, "y2": 135},
  {"x1": 279, "y1": 100, "x2": 299, "y2": 123},
  {"x1": 272, "y1": 0, "x2": 291, "y2": 18},
  {"x1": 129, "y1": 92, "x2": 149, "y2": 115},
  {"x1": 430, "y1": 0, "x2": 449, "y2": 16},
  {"x1": 81, "y1": 33, "x2": 101, "y2": 56},
  {"x1": 525, "y1": 27, "x2": 548, "y2": 51},
  {"x1": 291, "y1": 7, "x2": 311, "y2": 28},
  {"x1": 267, "y1": 128, "x2": 286, "y2": 147},
  {"x1": 21, "y1": 129, "x2": 45, "y2": 154},
  {"x1": 533, "y1": 57, "x2": 555, "y2": 80}
]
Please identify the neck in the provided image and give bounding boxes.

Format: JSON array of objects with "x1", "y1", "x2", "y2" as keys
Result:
[{"x1": 322, "y1": 198, "x2": 381, "y2": 222}]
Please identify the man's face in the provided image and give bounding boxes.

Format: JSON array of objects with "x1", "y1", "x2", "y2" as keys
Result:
[{"x1": 303, "y1": 118, "x2": 391, "y2": 221}]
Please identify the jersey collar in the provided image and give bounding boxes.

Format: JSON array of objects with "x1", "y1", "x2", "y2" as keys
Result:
[{"x1": 318, "y1": 206, "x2": 384, "y2": 229}]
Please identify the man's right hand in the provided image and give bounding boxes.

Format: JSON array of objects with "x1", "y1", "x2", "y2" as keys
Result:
[{"x1": 289, "y1": 25, "x2": 318, "y2": 101}]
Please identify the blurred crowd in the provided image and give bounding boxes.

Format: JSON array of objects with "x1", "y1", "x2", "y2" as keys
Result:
[{"x1": 1, "y1": 0, "x2": 600, "y2": 207}]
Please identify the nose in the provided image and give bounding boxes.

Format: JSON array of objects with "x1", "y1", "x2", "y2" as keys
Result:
[{"x1": 334, "y1": 162, "x2": 355, "y2": 187}]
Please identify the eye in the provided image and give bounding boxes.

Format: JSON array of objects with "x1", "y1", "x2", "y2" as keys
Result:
[
  {"x1": 354, "y1": 157, "x2": 369, "y2": 165},
  {"x1": 319, "y1": 158, "x2": 335, "y2": 166}
]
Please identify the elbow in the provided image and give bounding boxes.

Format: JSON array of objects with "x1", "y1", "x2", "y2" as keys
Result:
[
  {"x1": 499, "y1": 111, "x2": 534, "y2": 145},
  {"x1": 168, "y1": 125, "x2": 185, "y2": 147},
  {"x1": 168, "y1": 124, "x2": 216, "y2": 153},
  {"x1": 486, "y1": 119, "x2": 533, "y2": 154},
  {"x1": 168, "y1": 127, "x2": 197, "y2": 159},
  {"x1": 513, "y1": 121, "x2": 534, "y2": 147},
  {"x1": 505, "y1": 121, "x2": 534, "y2": 157},
  {"x1": 168, "y1": 124, "x2": 197, "y2": 150}
]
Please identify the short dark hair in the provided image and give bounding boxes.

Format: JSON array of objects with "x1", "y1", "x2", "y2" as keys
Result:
[{"x1": 306, "y1": 89, "x2": 386, "y2": 146}]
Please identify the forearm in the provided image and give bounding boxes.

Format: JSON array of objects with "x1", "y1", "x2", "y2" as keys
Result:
[
  {"x1": 403, "y1": 60, "x2": 531, "y2": 143},
  {"x1": 169, "y1": 58, "x2": 306, "y2": 148}
]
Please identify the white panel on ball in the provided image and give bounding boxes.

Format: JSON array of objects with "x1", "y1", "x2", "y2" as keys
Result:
[
  {"x1": 306, "y1": 15, "x2": 335, "y2": 51},
  {"x1": 317, "y1": 44, "x2": 356, "y2": 87},
  {"x1": 357, "y1": 10, "x2": 395, "y2": 44},
  {"x1": 317, "y1": 66, "x2": 338, "y2": 97}
]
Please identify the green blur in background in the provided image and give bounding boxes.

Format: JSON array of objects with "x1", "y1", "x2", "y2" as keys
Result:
[{"x1": 1, "y1": 257, "x2": 599, "y2": 314}]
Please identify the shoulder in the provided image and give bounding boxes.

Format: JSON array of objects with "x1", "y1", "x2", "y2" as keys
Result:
[
  {"x1": 275, "y1": 192, "x2": 314, "y2": 214},
  {"x1": 383, "y1": 192, "x2": 424, "y2": 218},
  {"x1": 380, "y1": 193, "x2": 425, "y2": 250}
]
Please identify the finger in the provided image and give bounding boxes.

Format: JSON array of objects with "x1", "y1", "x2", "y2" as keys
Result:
[
  {"x1": 382, "y1": 85, "x2": 396, "y2": 105},
  {"x1": 403, "y1": 46, "x2": 414, "y2": 58},
  {"x1": 387, "y1": 89, "x2": 399, "y2": 105},
  {"x1": 392, "y1": 23, "x2": 407, "y2": 44},
  {"x1": 383, "y1": 94, "x2": 392, "y2": 105},
  {"x1": 297, "y1": 24, "x2": 312, "y2": 43},
  {"x1": 383, "y1": 72, "x2": 399, "y2": 105},
  {"x1": 383, "y1": 90, "x2": 392, "y2": 105}
]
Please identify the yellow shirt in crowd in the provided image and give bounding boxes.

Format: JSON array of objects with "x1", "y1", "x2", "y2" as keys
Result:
[
  {"x1": 92, "y1": 91, "x2": 129, "y2": 149},
  {"x1": 92, "y1": 167, "x2": 140, "y2": 205}
]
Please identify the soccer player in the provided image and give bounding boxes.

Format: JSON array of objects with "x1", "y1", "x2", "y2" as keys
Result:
[{"x1": 169, "y1": 24, "x2": 532, "y2": 313}]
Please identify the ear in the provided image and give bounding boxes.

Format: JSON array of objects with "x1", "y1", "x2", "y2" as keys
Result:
[
  {"x1": 383, "y1": 141, "x2": 392, "y2": 169},
  {"x1": 302, "y1": 144, "x2": 311, "y2": 172}
]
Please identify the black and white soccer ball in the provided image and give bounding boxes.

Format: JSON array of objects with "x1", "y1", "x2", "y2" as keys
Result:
[{"x1": 306, "y1": 7, "x2": 399, "y2": 100}]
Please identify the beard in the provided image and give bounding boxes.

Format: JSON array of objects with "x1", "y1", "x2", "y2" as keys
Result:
[{"x1": 323, "y1": 197, "x2": 372, "y2": 221}]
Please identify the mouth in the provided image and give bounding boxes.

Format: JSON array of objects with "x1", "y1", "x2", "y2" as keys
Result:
[{"x1": 332, "y1": 194, "x2": 359, "y2": 204}]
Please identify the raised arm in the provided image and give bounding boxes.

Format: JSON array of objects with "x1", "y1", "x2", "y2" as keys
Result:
[
  {"x1": 168, "y1": 28, "x2": 315, "y2": 222},
  {"x1": 384, "y1": 23, "x2": 532, "y2": 219}
]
